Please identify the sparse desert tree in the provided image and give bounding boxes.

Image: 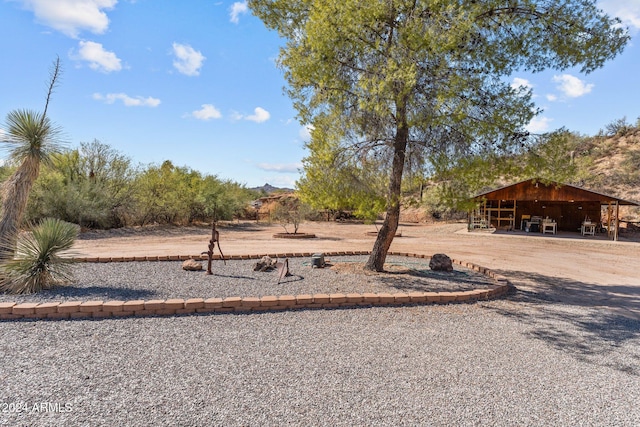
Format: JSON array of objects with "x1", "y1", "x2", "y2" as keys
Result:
[
  {"x1": 250, "y1": 0, "x2": 629, "y2": 271},
  {"x1": 270, "y1": 197, "x2": 312, "y2": 234},
  {"x1": 0, "y1": 57, "x2": 64, "y2": 261},
  {"x1": 605, "y1": 116, "x2": 634, "y2": 137}
]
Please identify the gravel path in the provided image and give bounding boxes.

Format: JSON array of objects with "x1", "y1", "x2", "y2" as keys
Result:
[
  {"x1": 2, "y1": 254, "x2": 638, "y2": 426},
  {"x1": 1, "y1": 297, "x2": 639, "y2": 426},
  {"x1": 0, "y1": 256, "x2": 495, "y2": 303}
]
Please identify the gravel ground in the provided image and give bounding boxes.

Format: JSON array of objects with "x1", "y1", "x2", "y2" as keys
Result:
[
  {"x1": 2, "y1": 255, "x2": 639, "y2": 426},
  {"x1": 0, "y1": 255, "x2": 495, "y2": 303},
  {"x1": 1, "y1": 297, "x2": 639, "y2": 426}
]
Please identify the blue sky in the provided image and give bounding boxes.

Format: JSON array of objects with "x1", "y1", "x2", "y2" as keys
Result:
[{"x1": 0, "y1": 0, "x2": 639, "y2": 188}]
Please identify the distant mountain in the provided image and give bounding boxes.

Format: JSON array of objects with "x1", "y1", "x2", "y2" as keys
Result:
[{"x1": 250, "y1": 183, "x2": 294, "y2": 194}]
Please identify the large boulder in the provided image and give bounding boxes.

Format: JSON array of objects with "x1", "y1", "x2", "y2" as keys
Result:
[
  {"x1": 429, "y1": 253, "x2": 453, "y2": 272},
  {"x1": 182, "y1": 259, "x2": 203, "y2": 271}
]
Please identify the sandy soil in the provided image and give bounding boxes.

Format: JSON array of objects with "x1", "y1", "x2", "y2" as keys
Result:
[{"x1": 73, "y1": 221, "x2": 640, "y2": 319}]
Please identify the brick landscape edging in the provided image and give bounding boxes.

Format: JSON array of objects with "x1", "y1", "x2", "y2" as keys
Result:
[{"x1": 0, "y1": 252, "x2": 513, "y2": 321}]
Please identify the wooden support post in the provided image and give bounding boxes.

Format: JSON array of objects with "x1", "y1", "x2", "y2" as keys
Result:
[
  {"x1": 615, "y1": 201, "x2": 620, "y2": 241},
  {"x1": 607, "y1": 202, "x2": 613, "y2": 238}
]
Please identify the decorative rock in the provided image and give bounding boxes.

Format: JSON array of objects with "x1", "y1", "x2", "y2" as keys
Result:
[
  {"x1": 254, "y1": 256, "x2": 277, "y2": 272},
  {"x1": 182, "y1": 259, "x2": 203, "y2": 271},
  {"x1": 311, "y1": 253, "x2": 325, "y2": 268},
  {"x1": 429, "y1": 253, "x2": 453, "y2": 272}
]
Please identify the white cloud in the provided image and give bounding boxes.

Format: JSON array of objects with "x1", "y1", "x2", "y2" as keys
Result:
[
  {"x1": 599, "y1": 0, "x2": 640, "y2": 32},
  {"x1": 172, "y1": 43, "x2": 205, "y2": 76},
  {"x1": 229, "y1": 2, "x2": 248, "y2": 24},
  {"x1": 245, "y1": 107, "x2": 271, "y2": 123},
  {"x1": 511, "y1": 77, "x2": 533, "y2": 91},
  {"x1": 231, "y1": 107, "x2": 271, "y2": 123},
  {"x1": 190, "y1": 104, "x2": 222, "y2": 121},
  {"x1": 257, "y1": 163, "x2": 302, "y2": 173},
  {"x1": 526, "y1": 116, "x2": 553, "y2": 133},
  {"x1": 552, "y1": 74, "x2": 594, "y2": 98},
  {"x1": 299, "y1": 124, "x2": 313, "y2": 142},
  {"x1": 545, "y1": 94, "x2": 558, "y2": 102},
  {"x1": 93, "y1": 92, "x2": 161, "y2": 107},
  {"x1": 19, "y1": 0, "x2": 117, "y2": 38},
  {"x1": 71, "y1": 40, "x2": 122, "y2": 72}
]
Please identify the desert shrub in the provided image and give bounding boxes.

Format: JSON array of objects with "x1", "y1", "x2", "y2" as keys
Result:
[
  {"x1": 605, "y1": 116, "x2": 634, "y2": 137},
  {"x1": 132, "y1": 161, "x2": 257, "y2": 225},
  {"x1": 270, "y1": 197, "x2": 312, "y2": 233},
  {"x1": 0, "y1": 218, "x2": 77, "y2": 294},
  {"x1": 191, "y1": 177, "x2": 258, "y2": 222},
  {"x1": 132, "y1": 160, "x2": 200, "y2": 225},
  {"x1": 25, "y1": 140, "x2": 137, "y2": 229}
]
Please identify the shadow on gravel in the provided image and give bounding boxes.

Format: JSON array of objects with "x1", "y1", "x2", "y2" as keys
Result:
[
  {"x1": 376, "y1": 270, "x2": 493, "y2": 293},
  {"x1": 7, "y1": 286, "x2": 159, "y2": 302},
  {"x1": 496, "y1": 270, "x2": 640, "y2": 315},
  {"x1": 209, "y1": 273, "x2": 257, "y2": 280},
  {"x1": 313, "y1": 236, "x2": 344, "y2": 241},
  {"x1": 485, "y1": 270, "x2": 640, "y2": 375},
  {"x1": 278, "y1": 275, "x2": 304, "y2": 284}
]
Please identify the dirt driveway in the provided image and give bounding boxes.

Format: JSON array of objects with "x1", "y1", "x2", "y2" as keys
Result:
[{"x1": 73, "y1": 221, "x2": 640, "y2": 319}]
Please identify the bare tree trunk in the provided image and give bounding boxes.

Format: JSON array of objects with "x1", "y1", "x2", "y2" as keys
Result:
[
  {"x1": 365, "y1": 118, "x2": 408, "y2": 272},
  {"x1": 0, "y1": 160, "x2": 40, "y2": 261}
]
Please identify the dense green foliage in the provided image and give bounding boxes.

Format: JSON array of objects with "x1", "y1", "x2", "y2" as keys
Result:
[
  {"x1": 1, "y1": 141, "x2": 258, "y2": 229},
  {"x1": 133, "y1": 160, "x2": 255, "y2": 226},
  {"x1": 426, "y1": 129, "x2": 582, "y2": 210},
  {"x1": 297, "y1": 118, "x2": 386, "y2": 222},
  {"x1": 25, "y1": 140, "x2": 136, "y2": 228},
  {"x1": 0, "y1": 218, "x2": 77, "y2": 294}
]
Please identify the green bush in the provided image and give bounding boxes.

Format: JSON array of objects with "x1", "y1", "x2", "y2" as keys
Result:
[
  {"x1": 25, "y1": 140, "x2": 137, "y2": 228},
  {"x1": 0, "y1": 218, "x2": 78, "y2": 294},
  {"x1": 18, "y1": 142, "x2": 258, "y2": 229}
]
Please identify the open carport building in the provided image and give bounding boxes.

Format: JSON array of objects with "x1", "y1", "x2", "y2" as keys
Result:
[{"x1": 471, "y1": 178, "x2": 640, "y2": 240}]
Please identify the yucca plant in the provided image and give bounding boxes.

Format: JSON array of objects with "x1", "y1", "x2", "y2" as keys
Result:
[
  {"x1": 0, "y1": 218, "x2": 78, "y2": 294},
  {"x1": 0, "y1": 57, "x2": 63, "y2": 262}
]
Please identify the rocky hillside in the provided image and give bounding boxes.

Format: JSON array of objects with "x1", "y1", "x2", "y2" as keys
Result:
[
  {"x1": 572, "y1": 127, "x2": 640, "y2": 222},
  {"x1": 574, "y1": 128, "x2": 640, "y2": 203}
]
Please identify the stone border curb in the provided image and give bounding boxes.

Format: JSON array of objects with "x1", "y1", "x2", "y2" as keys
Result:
[{"x1": 0, "y1": 252, "x2": 513, "y2": 321}]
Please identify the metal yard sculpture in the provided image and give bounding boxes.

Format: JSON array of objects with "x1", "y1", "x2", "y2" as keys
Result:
[{"x1": 202, "y1": 221, "x2": 226, "y2": 275}]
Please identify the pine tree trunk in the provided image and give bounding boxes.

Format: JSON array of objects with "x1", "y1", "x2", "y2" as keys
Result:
[{"x1": 365, "y1": 119, "x2": 408, "y2": 272}]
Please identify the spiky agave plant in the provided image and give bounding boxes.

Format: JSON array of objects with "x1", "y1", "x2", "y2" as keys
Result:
[{"x1": 0, "y1": 218, "x2": 78, "y2": 294}]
